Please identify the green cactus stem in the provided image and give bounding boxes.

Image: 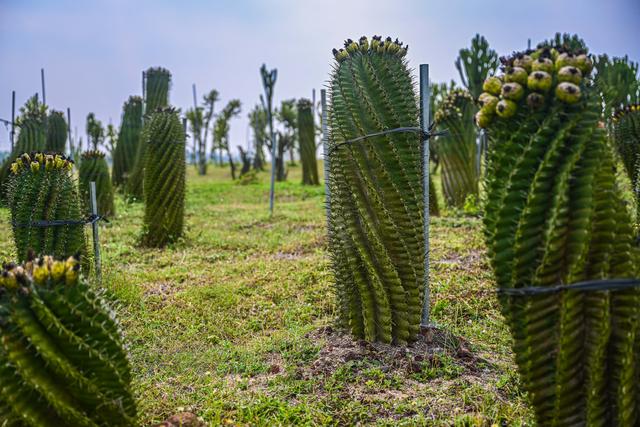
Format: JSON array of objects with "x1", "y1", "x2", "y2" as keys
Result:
[
  {"x1": 0, "y1": 255, "x2": 137, "y2": 426},
  {"x1": 140, "y1": 108, "x2": 186, "y2": 247},
  {"x1": 328, "y1": 36, "x2": 426, "y2": 344},
  {"x1": 297, "y1": 98, "x2": 319, "y2": 185},
  {"x1": 79, "y1": 150, "x2": 115, "y2": 217},
  {"x1": 613, "y1": 104, "x2": 640, "y2": 223},
  {"x1": 127, "y1": 67, "x2": 172, "y2": 200},
  {"x1": 482, "y1": 36, "x2": 640, "y2": 425},
  {"x1": 455, "y1": 34, "x2": 500, "y2": 100},
  {"x1": 46, "y1": 110, "x2": 68, "y2": 153},
  {"x1": 434, "y1": 89, "x2": 478, "y2": 207},
  {"x1": 6, "y1": 153, "x2": 87, "y2": 264},
  {"x1": 112, "y1": 96, "x2": 143, "y2": 187}
]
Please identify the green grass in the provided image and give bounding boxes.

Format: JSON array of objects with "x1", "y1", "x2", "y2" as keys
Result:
[{"x1": 0, "y1": 162, "x2": 534, "y2": 426}]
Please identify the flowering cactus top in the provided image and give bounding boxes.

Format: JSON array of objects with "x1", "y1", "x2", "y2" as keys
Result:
[
  {"x1": 332, "y1": 36, "x2": 408, "y2": 62},
  {"x1": 0, "y1": 254, "x2": 81, "y2": 290},
  {"x1": 10, "y1": 152, "x2": 74, "y2": 175}
]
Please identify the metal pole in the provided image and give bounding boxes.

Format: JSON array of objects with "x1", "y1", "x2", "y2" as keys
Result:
[
  {"x1": 67, "y1": 108, "x2": 72, "y2": 157},
  {"x1": 312, "y1": 88, "x2": 316, "y2": 118},
  {"x1": 321, "y1": 89, "x2": 330, "y2": 221},
  {"x1": 41, "y1": 68, "x2": 46, "y2": 105},
  {"x1": 89, "y1": 182, "x2": 102, "y2": 285},
  {"x1": 192, "y1": 84, "x2": 198, "y2": 109},
  {"x1": 419, "y1": 64, "x2": 431, "y2": 329},
  {"x1": 527, "y1": 38, "x2": 531, "y2": 50},
  {"x1": 142, "y1": 71, "x2": 146, "y2": 118},
  {"x1": 10, "y1": 91, "x2": 15, "y2": 151}
]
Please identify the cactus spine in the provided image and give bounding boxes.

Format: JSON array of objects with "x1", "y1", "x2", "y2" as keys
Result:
[
  {"x1": 297, "y1": 98, "x2": 319, "y2": 185},
  {"x1": 127, "y1": 67, "x2": 171, "y2": 200},
  {"x1": 328, "y1": 36, "x2": 425, "y2": 344},
  {"x1": 481, "y1": 35, "x2": 640, "y2": 424},
  {"x1": 0, "y1": 256, "x2": 137, "y2": 426},
  {"x1": 46, "y1": 110, "x2": 68, "y2": 153},
  {"x1": 140, "y1": 108, "x2": 186, "y2": 247},
  {"x1": 112, "y1": 96, "x2": 143, "y2": 187},
  {"x1": 6, "y1": 153, "x2": 87, "y2": 264},
  {"x1": 79, "y1": 150, "x2": 115, "y2": 217},
  {"x1": 434, "y1": 89, "x2": 478, "y2": 207}
]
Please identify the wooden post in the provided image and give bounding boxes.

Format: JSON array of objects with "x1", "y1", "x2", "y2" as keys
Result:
[
  {"x1": 419, "y1": 64, "x2": 431, "y2": 329},
  {"x1": 89, "y1": 182, "x2": 102, "y2": 285}
]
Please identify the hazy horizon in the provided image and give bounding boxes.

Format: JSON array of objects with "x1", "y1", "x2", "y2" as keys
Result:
[{"x1": 1, "y1": 0, "x2": 639, "y2": 155}]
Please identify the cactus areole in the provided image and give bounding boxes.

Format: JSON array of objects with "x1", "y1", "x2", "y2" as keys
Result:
[
  {"x1": 482, "y1": 34, "x2": 640, "y2": 424},
  {"x1": 0, "y1": 255, "x2": 137, "y2": 426},
  {"x1": 327, "y1": 36, "x2": 425, "y2": 344}
]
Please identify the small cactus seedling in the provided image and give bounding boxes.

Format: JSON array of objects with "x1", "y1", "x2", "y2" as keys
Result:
[
  {"x1": 482, "y1": 34, "x2": 640, "y2": 424},
  {"x1": 79, "y1": 150, "x2": 115, "y2": 217},
  {"x1": 0, "y1": 255, "x2": 137, "y2": 426},
  {"x1": 6, "y1": 153, "x2": 87, "y2": 264},
  {"x1": 328, "y1": 36, "x2": 425, "y2": 344},
  {"x1": 297, "y1": 98, "x2": 319, "y2": 185},
  {"x1": 140, "y1": 108, "x2": 186, "y2": 247}
]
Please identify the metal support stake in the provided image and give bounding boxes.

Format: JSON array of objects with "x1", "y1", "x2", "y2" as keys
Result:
[
  {"x1": 419, "y1": 64, "x2": 431, "y2": 329},
  {"x1": 321, "y1": 89, "x2": 330, "y2": 221},
  {"x1": 67, "y1": 108, "x2": 72, "y2": 157},
  {"x1": 41, "y1": 68, "x2": 46, "y2": 105},
  {"x1": 89, "y1": 182, "x2": 102, "y2": 285},
  {"x1": 10, "y1": 91, "x2": 15, "y2": 151}
]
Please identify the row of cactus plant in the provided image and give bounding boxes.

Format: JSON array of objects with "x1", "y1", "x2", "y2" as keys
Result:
[
  {"x1": 127, "y1": 67, "x2": 172, "y2": 200},
  {"x1": 433, "y1": 89, "x2": 478, "y2": 207},
  {"x1": 112, "y1": 96, "x2": 143, "y2": 187},
  {"x1": 481, "y1": 34, "x2": 640, "y2": 425},
  {"x1": 140, "y1": 108, "x2": 186, "y2": 247},
  {"x1": 79, "y1": 150, "x2": 115, "y2": 217},
  {"x1": 0, "y1": 255, "x2": 137, "y2": 426},
  {"x1": 613, "y1": 104, "x2": 640, "y2": 223},
  {"x1": 297, "y1": 98, "x2": 319, "y2": 185},
  {"x1": 6, "y1": 153, "x2": 87, "y2": 264},
  {"x1": 328, "y1": 36, "x2": 425, "y2": 344}
]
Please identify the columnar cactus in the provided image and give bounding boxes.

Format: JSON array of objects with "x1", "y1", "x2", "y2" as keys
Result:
[
  {"x1": 455, "y1": 34, "x2": 500, "y2": 100},
  {"x1": 0, "y1": 255, "x2": 137, "y2": 426},
  {"x1": 112, "y1": 96, "x2": 143, "y2": 187},
  {"x1": 6, "y1": 153, "x2": 87, "y2": 263},
  {"x1": 328, "y1": 36, "x2": 425, "y2": 344},
  {"x1": 297, "y1": 98, "x2": 319, "y2": 185},
  {"x1": 140, "y1": 108, "x2": 186, "y2": 247},
  {"x1": 613, "y1": 104, "x2": 640, "y2": 222},
  {"x1": 79, "y1": 150, "x2": 115, "y2": 217},
  {"x1": 127, "y1": 67, "x2": 172, "y2": 200},
  {"x1": 479, "y1": 35, "x2": 640, "y2": 424},
  {"x1": 46, "y1": 110, "x2": 68, "y2": 153},
  {"x1": 434, "y1": 89, "x2": 478, "y2": 207}
]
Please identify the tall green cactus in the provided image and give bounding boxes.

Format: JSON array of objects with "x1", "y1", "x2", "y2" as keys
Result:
[
  {"x1": 328, "y1": 36, "x2": 425, "y2": 344},
  {"x1": 6, "y1": 153, "x2": 87, "y2": 263},
  {"x1": 613, "y1": 104, "x2": 640, "y2": 222},
  {"x1": 434, "y1": 89, "x2": 478, "y2": 207},
  {"x1": 46, "y1": 110, "x2": 68, "y2": 153},
  {"x1": 455, "y1": 34, "x2": 500, "y2": 100},
  {"x1": 594, "y1": 54, "x2": 640, "y2": 123},
  {"x1": 79, "y1": 150, "x2": 115, "y2": 217},
  {"x1": 297, "y1": 98, "x2": 319, "y2": 185},
  {"x1": 112, "y1": 96, "x2": 143, "y2": 187},
  {"x1": 127, "y1": 67, "x2": 171, "y2": 200},
  {"x1": 140, "y1": 108, "x2": 186, "y2": 247},
  {"x1": 479, "y1": 35, "x2": 640, "y2": 424},
  {"x1": 0, "y1": 255, "x2": 137, "y2": 426}
]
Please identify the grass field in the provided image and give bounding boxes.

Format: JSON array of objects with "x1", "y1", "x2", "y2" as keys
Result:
[{"x1": 0, "y1": 163, "x2": 534, "y2": 426}]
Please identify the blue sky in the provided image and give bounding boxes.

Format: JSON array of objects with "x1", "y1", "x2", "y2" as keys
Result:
[{"x1": 1, "y1": 0, "x2": 639, "y2": 153}]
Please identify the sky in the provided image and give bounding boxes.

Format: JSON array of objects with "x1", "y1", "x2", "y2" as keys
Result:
[{"x1": 0, "y1": 0, "x2": 639, "y2": 155}]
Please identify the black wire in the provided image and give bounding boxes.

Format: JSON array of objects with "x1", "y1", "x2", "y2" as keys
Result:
[
  {"x1": 11, "y1": 214, "x2": 108, "y2": 228},
  {"x1": 498, "y1": 278, "x2": 640, "y2": 297},
  {"x1": 327, "y1": 126, "x2": 448, "y2": 156}
]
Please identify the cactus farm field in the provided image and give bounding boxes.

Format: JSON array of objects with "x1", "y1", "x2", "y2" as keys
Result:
[{"x1": 2, "y1": 2, "x2": 640, "y2": 422}]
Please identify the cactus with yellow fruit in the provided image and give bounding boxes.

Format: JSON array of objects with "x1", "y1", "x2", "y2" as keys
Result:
[
  {"x1": 0, "y1": 255, "x2": 137, "y2": 426},
  {"x1": 482, "y1": 34, "x2": 640, "y2": 425},
  {"x1": 328, "y1": 36, "x2": 425, "y2": 344},
  {"x1": 6, "y1": 153, "x2": 87, "y2": 264}
]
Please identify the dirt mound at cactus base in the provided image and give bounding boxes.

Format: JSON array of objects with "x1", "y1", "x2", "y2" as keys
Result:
[{"x1": 299, "y1": 325, "x2": 482, "y2": 380}]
